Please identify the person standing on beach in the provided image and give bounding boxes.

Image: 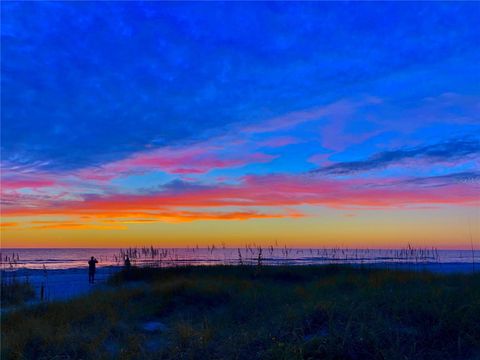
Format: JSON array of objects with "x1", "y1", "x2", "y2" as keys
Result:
[
  {"x1": 88, "y1": 256, "x2": 98, "y2": 284},
  {"x1": 124, "y1": 255, "x2": 131, "y2": 270}
]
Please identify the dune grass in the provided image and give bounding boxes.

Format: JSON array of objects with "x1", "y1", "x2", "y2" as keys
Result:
[
  {"x1": 1, "y1": 277, "x2": 35, "y2": 307},
  {"x1": 2, "y1": 265, "x2": 480, "y2": 360}
]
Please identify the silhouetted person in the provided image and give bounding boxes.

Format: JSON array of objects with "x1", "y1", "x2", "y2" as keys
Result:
[
  {"x1": 124, "y1": 255, "x2": 131, "y2": 270},
  {"x1": 88, "y1": 256, "x2": 98, "y2": 284}
]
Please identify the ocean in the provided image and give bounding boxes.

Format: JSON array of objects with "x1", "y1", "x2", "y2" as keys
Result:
[{"x1": 1, "y1": 247, "x2": 479, "y2": 271}]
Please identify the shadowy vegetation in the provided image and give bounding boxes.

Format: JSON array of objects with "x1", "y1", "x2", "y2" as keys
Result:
[
  {"x1": 1, "y1": 278, "x2": 35, "y2": 306},
  {"x1": 2, "y1": 265, "x2": 480, "y2": 359},
  {"x1": 114, "y1": 245, "x2": 443, "y2": 267},
  {"x1": 1, "y1": 252, "x2": 35, "y2": 306}
]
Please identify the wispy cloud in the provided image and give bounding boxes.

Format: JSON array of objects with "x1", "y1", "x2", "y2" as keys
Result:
[
  {"x1": 0, "y1": 222, "x2": 19, "y2": 228},
  {"x1": 31, "y1": 222, "x2": 128, "y2": 230},
  {"x1": 399, "y1": 172, "x2": 480, "y2": 188},
  {"x1": 311, "y1": 137, "x2": 480, "y2": 175},
  {"x1": 258, "y1": 136, "x2": 301, "y2": 148},
  {"x1": 242, "y1": 100, "x2": 355, "y2": 134}
]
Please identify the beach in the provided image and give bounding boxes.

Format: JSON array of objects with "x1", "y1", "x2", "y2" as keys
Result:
[
  {"x1": 2, "y1": 261, "x2": 478, "y2": 304},
  {"x1": 3, "y1": 267, "x2": 118, "y2": 302},
  {"x1": 3, "y1": 265, "x2": 480, "y2": 359}
]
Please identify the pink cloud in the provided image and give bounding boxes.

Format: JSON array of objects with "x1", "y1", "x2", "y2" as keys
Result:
[
  {"x1": 243, "y1": 100, "x2": 355, "y2": 134},
  {"x1": 308, "y1": 153, "x2": 332, "y2": 166},
  {"x1": 2, "y1": 173, "x2": 477, "y2": 220},
  {"x1": 1, "y1": 178, "x2": 56, "y2": 190},
  {"x1": 1, "y1": 166, "x2": 59, "y2": 190},
  {"x1": 75, "y1": 143, "x2": 276, "y2": 181},
  {"x1": 259, "y1": 136, "x2": 300, "y2": 148}
]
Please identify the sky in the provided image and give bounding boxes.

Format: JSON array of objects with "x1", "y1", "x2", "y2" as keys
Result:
[{"x1": 1, "y1": 2, "x2": 479, "y2": 249}]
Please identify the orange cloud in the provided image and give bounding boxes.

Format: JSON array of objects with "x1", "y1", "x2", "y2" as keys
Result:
[
  {"x1": 31, "y1": 222, "x2": 127, "y2": 230},
  {"x1": 19, "y1": 210, "x2": 298, "y2": 231},
  {"x1": 74, "y1": 210, "x2": 297, "y2": 225},
  {"x1": 0, "y1": 222, "x2": 19, "y2": 228}
]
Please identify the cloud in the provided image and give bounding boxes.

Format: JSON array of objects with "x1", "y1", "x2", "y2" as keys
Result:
[
  {"x1": 157, "y1": 179, "x2": 213, "y2": 193},
  {"x1": 2, "y1": 172, "x2": 477, "y2": 223},
  {"x1": 0, "y1": 222, "x2": 19, "y2": 228},
  {"x1": 0, "y1": 165, "x2": 59, "y2": 190},
  {"x1": 102, "y1": 210, "x2": 297, "y2": 223},
  {"x1": 242, "y1": 100, "x2": 355, "y2": 134},
  {"x1": 399, "y1": 172, "x2": 480, "y2": 188},
  {"x1": 311, "y1": 137, "x2": 480, "y2": 175},
  {"x1": 1, "y1": 178, "x2": 56, "y2": 190},
  {"x1": 74, "y1": 141, "x2": 277, "y2": 180},
  {"x1": 258, "y1": 136, "x2": 301, "y2": 148},
  {"x1": 23, "y1": 209, "x2": 298, "y2": 231},
  {"x1": 31, "y1": 222, "x2": 128, "y2": 230}
]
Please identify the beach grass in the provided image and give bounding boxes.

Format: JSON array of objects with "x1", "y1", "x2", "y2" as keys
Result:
[
  {"x1": 2, "y1": 265, "x2": 480, "y2": 359},
  {"x1": 1, "y1": 277, "x2": 35, "y2": 307}
]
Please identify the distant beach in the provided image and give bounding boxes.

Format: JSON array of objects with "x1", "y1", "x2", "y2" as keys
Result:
[
  {"x1": 18, "y1": 262, "x2": 480, "y2": 302},
  {"x1": 3, "y1": 265, "x2": 480, "y2": 359},
  {"x1": 1, "y1": 247, "x2": 478, "y2": 303}
]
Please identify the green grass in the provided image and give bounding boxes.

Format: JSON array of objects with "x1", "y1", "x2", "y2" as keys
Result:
[{"x1": 2, "y1": 265, "x2": 480, "y2": 360}]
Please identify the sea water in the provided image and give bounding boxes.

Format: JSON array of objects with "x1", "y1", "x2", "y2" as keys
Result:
[{"x1": 1, "y1": 247, "x2": 479, "y2": 270}]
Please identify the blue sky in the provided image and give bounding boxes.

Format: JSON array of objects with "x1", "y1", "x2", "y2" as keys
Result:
[
  {"x1": 1, "y1": 2, "x2": 479, "y2": 248},
  {"x1": 3, "y1": 2, "x2": 479, "y2": 170}
]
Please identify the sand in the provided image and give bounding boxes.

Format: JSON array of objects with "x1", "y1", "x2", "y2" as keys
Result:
[
  {"x1": 3, "y1": 266, "x2": 121, "y2": 303},
  {"x1": 2, "y1": 262, "x2": 478, "y2": 304}
]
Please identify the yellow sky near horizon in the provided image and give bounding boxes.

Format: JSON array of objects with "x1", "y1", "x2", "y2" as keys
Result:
[{"x1": 2, "y1": 206, "x2": 478, "y2": 249}]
